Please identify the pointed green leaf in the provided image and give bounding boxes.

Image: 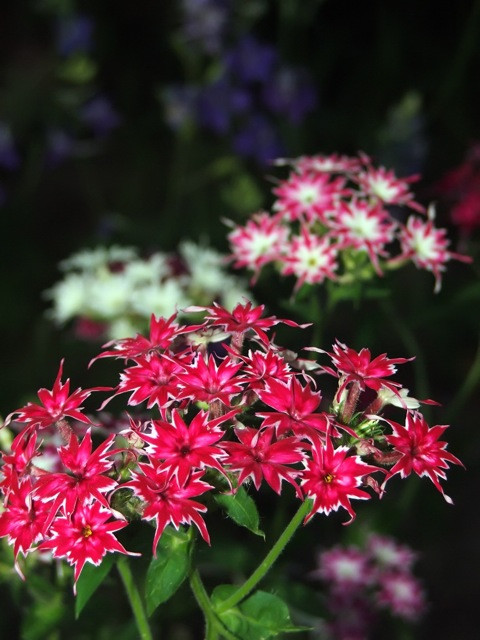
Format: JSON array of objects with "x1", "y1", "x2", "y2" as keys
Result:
[
  {"x1": 214, "y1": 487, "x2": 264, "y2": 538},
  {"x1": 145, "y1": 527, "x2": 193, "y2": 616},
  {"x1": 75, "y1": 553, "x2": 115, "y2": 618}
]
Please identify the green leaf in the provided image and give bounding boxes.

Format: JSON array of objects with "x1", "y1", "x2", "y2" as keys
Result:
[
  {"x1": 212, "y1": 587, "x2": 308, "y2": 639},
  {"x1": 75, "y1": 553, "x2": 115, "y2": 619},
  {"x1": 214, "y1": 487, "x2": 264, "y2": 538},
  {"x1": 145, "y1": 526, "x2": 193, "y2": 616}
]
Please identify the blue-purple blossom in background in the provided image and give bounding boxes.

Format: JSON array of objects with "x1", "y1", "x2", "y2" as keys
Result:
[
  {"x1": 55, "y1": 13, "x2": 94, "y2": 57},
  {"x1": 79, "y1": 96, "x2": 122, "y2": 138},
  {"x1": 0, "y1": 123, "x2": 21, "y2": 171},
  {"x1": 181, "y1": 0, "x2": 231, "y2": 54}
]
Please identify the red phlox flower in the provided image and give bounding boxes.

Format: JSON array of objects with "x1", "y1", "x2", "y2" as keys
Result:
[
  {"x1": 222, "y1": 425, "x2": 305, "y2": 498},
  {"x1": 226, "y1": 211, "x2": 289, "y2": 280},
  {"x1": 0, "y1": 430, "x2": 40, "y2": 498},
  {"x1": 281, "y1": 226, "x2": 338, "y2": 291},
  {"x1": 33, "y1": 429, "x2": 120, "y2": 529},
  {"x1": 90, "y1": 313, "x2": 200, "y2": 364},
  {"x1": 325, "y1": 199, "x2": 397, "y2": 274},
  {"x1": 313, "y1": 545, "x2": 373, "y2": 592},
  {"x1": 175, "y1": 353, "x2": 245, "y2": 406},
  {"x1": 137, "y1": 409, "x2": 237, "y2": 486},
  {"x1": 302, "y1": 434, "x2": 383, "y2": 524},
  {"x1": 123, "y1": 462, "x2": 212, "y2": 553},
  {"x1": 102, "y1": 352, "x2": 185, "y2": 414},
  {"x1": 195, "y1": 300, "x2": 309, "y2": 347},
  {"x1": 376, "y1": 571, "x2": 426, "y2": 621},
  {"x1": 355, "y1": 162, "x2": 424, "y2": 213},
  {"x1": 0, "y1": 476, "x2": 51, "y2": 572},
  {"x1": 382, "y1": 411, "x2": 463, "y2": 504},
  {"x1": 238, "y1": 348, "x2": 292, "y2": 392},
  {"x1": 396, "y1": 207, "x2": 472, "y2": 293},
  {"x1": 6, "y1": 359, "x2": 107, "y2": 431},
  {"x1": 257, "y1": 376, "x2": 331, "y2": 439},
  {"x1": 451, "y1": 188, "x2": 480, "y2": 232},
  {"x1": 319, "y1": 340, "x2": 413, "y2": 399},
  {"x1": 272, "y1": 170, "x2": 348, "y2": 223},
  {"x1": 38, "y1": 500, "x2": 135, "y2": 592}
]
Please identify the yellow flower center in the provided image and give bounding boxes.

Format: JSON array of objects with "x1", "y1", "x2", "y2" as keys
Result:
[
  {"x1": 323, "y1": 473, "x2": 335, "y2": 483},
  {"x1": 82, "y1": 525, "x2": 93, "y2": 538}
]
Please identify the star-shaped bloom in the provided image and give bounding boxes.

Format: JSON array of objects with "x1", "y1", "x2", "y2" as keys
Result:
[
  {"x1": 222, "y1": 425, "x2": 305, "y2": 498},
  {"x1": 175, "y1": 353, "x2": 245, "y2": 406},
  {"x1": 123, "y1": 463, "x2": 212, "y2": 553},
  {"x1": 38, "y1": 501, "x2": 134, "y2": 592},
  {"x1": 302, "y1": 434, "x2": 383, "y2": 524},
  {"x1": 382, "y1": 411, "x2": 463, "y2": 503},
  {"x1": 6, "y1": 359, "x2": 107, "y2": 431}
]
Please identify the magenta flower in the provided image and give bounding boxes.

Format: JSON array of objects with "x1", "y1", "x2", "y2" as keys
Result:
[
  {"x1": 33, "y1": 429, "x2": 119, "y2": 528},
  {"x1": 0, "y1": 430, "x2": 40, "y2": 496},
  {"x1": 257, "y1": 376, "x2": 330, "y2": 439},
  {"x1": 105, "y1": 353, "x2": 184, "y2": 413},
  {"x1": 0, "y1": 476, "x2": 50, "y2": 570},
  {"x1": 239, "y1": 348, "x2": 292, "y2": 391},
  {"x1": 320, "y1": 339, "x2": 413, "y2": 398},
  {"x1": 313, "y1": 545, "x2": 372, "y2": 593},
  {"x1": 123, "y1": 463, "x2": 212, "y2": 553},
  {"x1": 355, "y1": 162, "x2": 424, "y2": 213},
  {"x1": 91, "y1": 312, "x2": 200, "y2": 363},
  {"x1": 137, "y1": 409, "x2": 237, "y2": 486},
  {"x1": 383, "y1": 411, "x2": 463, "y2": 503},
  {"x1": 175, "y1": 353, "x2": 245, "y2": 406},
  {"x1": 376, "y1": 571, "x2": 426, "y2": 621},
  {"x1": 38, "y1": 501, "x2": 134, "y2": 592},
  {"x1": 302, "y1": 435, "x2": 382, "y2": 524},
  {"x1": 222, "y1": 425, "x2": 305, "y2": 498},
  {"x1": 281, "y1": 226, "x2": 339, "y2": 290},
  {"x1": 7, "y1": 359, "x2": 106, "y2": 430}
]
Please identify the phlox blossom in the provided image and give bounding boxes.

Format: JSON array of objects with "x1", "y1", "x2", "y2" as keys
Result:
[
  {"x1": 302, "y1": 435, "x2": 382, "y2": 524},
  {"x1": 222, "y1": 425, "x2": 305, "y2": 498},
  {"x1": 6, "y1": 359, "x2": 105, "y2": 431},
  {"x1": 396, "y1": 207, "x2": 472, "y2": 293},
  {"x1": 281, "y1": 227, "x2": 338, "y2": 290},
  {"x1": 226, "y1": 211, "x2": 288, "y2": 278},
  {"x1": 175, "y1": 353, "x2": 245, "y2": 406},
  {"x1": 383, "y1": 411, "x2": 463, "y2": 503},
  {"x1": 123, "y1": 463, "x2": 213, "y2": 553},
  {"x1": 356, "y1": 163, "x2": 424, "y2": 213},
  {"x1": 376, "y1": 571, "x2": 426, "y2": 621},
  {"x1": 38, "y1": 501, "x2": 134, "y2": 592},
  {"x1": 272, "y1": 170, "x2": 347, "y2": 223}
]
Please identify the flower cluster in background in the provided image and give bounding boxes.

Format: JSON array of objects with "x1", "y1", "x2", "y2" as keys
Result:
[
  {"x1": 0, "y1": 301, "x2": 461, "y2": 592},
  {"x1": 312, "y1": 534, "x2": 426, "y2": 639},
  {"x1": 436, "y1": 142, "x2": 480, "y2": 236},
  {"x1": 45, "y1": 242, "x2": 253, "y2": 341},
  {"x1": 227, "y1": 152, "x2": 471, "y2": 293},
  {"x1": 162, "y1": 1, "x2": 317, "y2": 165},
  {"x1": 0, "y1": 9, "x2": 121, "y2": 208}
]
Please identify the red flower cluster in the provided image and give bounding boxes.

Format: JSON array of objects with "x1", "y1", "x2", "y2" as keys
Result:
[
  {"x1": 0, "y1": 302, "x2": 462, "y2": 590},
  {"x1": 227, "y1": 152, "x2": 471, "y2": 292}
]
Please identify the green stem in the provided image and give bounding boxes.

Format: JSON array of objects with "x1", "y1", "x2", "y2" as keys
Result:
[
  {"x1": 117, "y1": 557, "x2": 153, "y2": 640},
  {"x1": 215, "y1": 499, "x2": 312, "y2": 615},
  {"x1": 189, "y1": 569, "x2": 237, "y2": 640},
  {"x1": 445, "y1": 329, "x2": 480, "y2": 423}
]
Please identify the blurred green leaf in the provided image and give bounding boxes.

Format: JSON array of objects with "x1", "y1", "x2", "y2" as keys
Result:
[
  {"x1": 214, "y1": 487, "x2": 264, "y2": 538},
  {"x1": 57, "y1": 55, "x2": 97, "y2": 84},
  {"x1": 75, "y1": 553, "x2": 115, "y2": 619},
  {"x1": 212, "y1": 587, "x2": 308, "y2": 639},
  {"x1": 145, "y1": 526, "x2": 193, "y2": 616}
]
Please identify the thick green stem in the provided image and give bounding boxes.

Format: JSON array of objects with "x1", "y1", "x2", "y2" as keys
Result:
[
  {"x1": 215, "y1": 499, "x2": 312, "y2": 615},
  {"x1": 117, "y1": 557, "x2": 153, "y2": 640}
]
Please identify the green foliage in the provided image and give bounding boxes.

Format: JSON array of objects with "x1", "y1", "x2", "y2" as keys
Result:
[
  {"x1": 145, "y1": 526, "x2": 193, "y2": 616},
  {"x1": 75, "y1": 554, "x2": 115, "y2": 619},
  {"x1": 214, "y1": 487, "x2": 265, "y2": 538},
  {"x1": 212, "y1": 586, "x2": 309, "y2": 639}
]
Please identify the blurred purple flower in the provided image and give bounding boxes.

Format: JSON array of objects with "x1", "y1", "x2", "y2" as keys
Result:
[
  {"x1": 225, "y1": 35, "x2": 278, "y2": 84},
  {"x1": 181, "y1": 0, "x2": 231, "y2": 54},
  {"x1": 163, "y1": 85, "x2": 199, "y2": 130},
  {"x1": 44, "y1": 129, "x2": 75, "y2": 168},
  {"x1": 197, "y1": 76, "x2": 250, "y2": 134},
  {"x1": 55, "y1": 14, "x2": 94, "y2": 57},
  {"x1": 79, "y1": 96, "x2": 122, "y2": 137},
  {"x1": 0, "y1": 123, "x2": 21, "y2": 171},
  {"x1": 232, "y1": 114, "x2": 285, "y2": 166},
  {"x1": 262, "y1": 65, "x2": 317, "y2": 124}
]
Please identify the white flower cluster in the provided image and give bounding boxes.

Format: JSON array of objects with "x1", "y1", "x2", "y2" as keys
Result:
[{"x1": 45, "y1": 242, "x2": 253, "y2": 339}]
